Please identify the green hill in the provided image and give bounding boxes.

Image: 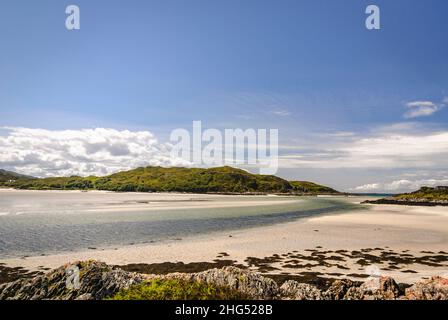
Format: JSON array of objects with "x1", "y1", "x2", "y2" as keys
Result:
[
  {"x1": 1, "y1": 166, "x2": 339, "y2": 195},
  {"x1": 289, "y1": 181, "x2": 339, "y2": 194},
  {"x1": 393, "y1": 186, "x2": 448, "y2": 203},
  {"x1": 0, "y1": 169, "x2": 35, "y2": 182},
  {"x1": 364, "y1": 186, "x2": 448, "y2": 206}
]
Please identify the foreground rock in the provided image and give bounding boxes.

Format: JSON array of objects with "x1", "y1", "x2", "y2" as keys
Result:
[
  {"x1": 280, "y1": 281, "x2": 323, "y2": 300},
  {"x1": 0, "y1": 261, "x2": 447, "y2": 300},
  {"x1": 191, "y1": 267, "x2": 279, "y2": 300},
  {"x1": 323, "y1": 277, "x2": 402, "y2": 300},
  {"x1": 0, "y1": 261, "x2": 147, "y2": 300},
  {"x1": 141, "y1": 266, "x2": 279, "y2": 299},
  {"x1": 405, "y1": 276, "x2": 448, "y2": 300}
]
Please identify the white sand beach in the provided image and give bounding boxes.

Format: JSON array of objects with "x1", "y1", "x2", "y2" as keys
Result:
[{"x1": 3, "y1": 198, "x2": 448, "y2": 284}]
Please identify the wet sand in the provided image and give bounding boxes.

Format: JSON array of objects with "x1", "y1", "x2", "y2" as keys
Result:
[
  {"x1": 0, "y1": 189, "x2": 302, "y2": 213},
  {"x1": 2, "y1": 202, "x2": 447, "y2": 284}
]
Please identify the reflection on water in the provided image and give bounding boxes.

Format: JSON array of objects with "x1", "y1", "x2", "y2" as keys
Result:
[{"x1": 0, "y1": 191, "x2": 362, "y2": 259}]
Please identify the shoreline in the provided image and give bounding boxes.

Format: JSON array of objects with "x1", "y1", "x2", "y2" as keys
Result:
[
  {"x1": 363, "y1": 199, "x2": 448, "y2": 207},
  {"x1": 0, "y1": 187, "x2": 342, "y2": 197},
  {"x1": 2, "y1": 203, "x2": 448, "y2": 285},
  {"x1": 0, "y1": 189, "x2": 314, "y2": 214}
]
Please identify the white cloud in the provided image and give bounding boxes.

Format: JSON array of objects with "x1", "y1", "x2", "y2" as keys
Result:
[
  {"x1": 443, "y1": 97, "x2": 448, "y2": 105},
  {"x1": 279, "y1": 126, "x2": 448, "y2": 169},
  {"x1": 270, "y1": 110, "x2": 291, "y2": 117},
  {"x1": 403, "y1": 101, "x2": 439, "y2": 118},
  {"x1": 352, "y1": 183, "x2": 381, "y2": 192},
  {"x1": 352, "y1": 178, "x2": 448, "y2": 193},
  {"x1": 0, "y1": 127, "x2": 190, "y2": 177},
  {"x1": 406, "y1": 101, "x2": 436, "y2": 108},
  {"x1": 321, "y1": 131, "x2": 355, "y2": 138}
]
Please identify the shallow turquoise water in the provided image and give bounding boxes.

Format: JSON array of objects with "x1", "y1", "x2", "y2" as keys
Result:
[{"x1": 0, "y1": 191, "x2": 362, "y2": 259}]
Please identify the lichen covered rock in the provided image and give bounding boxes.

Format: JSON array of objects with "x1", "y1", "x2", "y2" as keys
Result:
[
  {"x1": 280, "y1": 281, "x2": 322, "y2": 300},
  {"x1": 0, "y1": 261, "x2": 147, "y2": 300},
  {"x1": 0, "y1": 261, "x2": 447, "y2": 300},
  {"x1": 405, "y1": 276, "x2": 448, "y2": 300},
  {"x1": 149, "y1": 266, "x2": 280, "y2": 300}
]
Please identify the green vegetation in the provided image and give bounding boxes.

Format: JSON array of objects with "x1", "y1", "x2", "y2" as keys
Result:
[
  {"x1": 107, "y1": 278, "x2": 251, "y2": 300},
  {"x1": 364, "y1": 186, "x2": 448, "y2": 206},
  {"x1": 0, "y1": 169, "x2": 35, "y2": 183},
  {"x1": 289, "y1": 181, "x2": 339, "y2": 194},
  {"x1": 393, "y1": 186, "x2": 448, "y2": 202},
  {"x1": 0, "y1": 166, "x2": 339, "y2": 195}
]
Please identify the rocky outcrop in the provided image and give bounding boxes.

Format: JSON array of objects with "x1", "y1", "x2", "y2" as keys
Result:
[
  {"x1": 192, "y1": 266, "x2": 279, "y2": 300},
  {"x1": 363, "y1": 186, "x2": 448, "y2": 206},
  {"x1": 363, "y1": 199, "x2": 448, "y2": 206},
  {"x1": 144, "y1": 266, "x2": 279, "y2": 300},
  {"x1": 361, "y1": 276, "x2": 402, "y2": 299},
  {"x1": 324, "y1": 279, "x2": 360, "y2": 300},
  {"x1": 0, "y1": 261, "x2": 447, "y2": 300},
  {"x1": 0, "y1": 261, "x2": 147, "y2": 300},
  {"x1": 405, "y1": 276, "x2": 448, "y2": 300},
  {"x1": 280, "y1": 281, "x2": 323, "y2": 300},
  {"x1": 322, "y1": 276, "x2": 402, "y2": 300}
]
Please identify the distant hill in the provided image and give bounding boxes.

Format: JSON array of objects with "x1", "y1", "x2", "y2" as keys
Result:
[
  {"x1": 363, "y1": 186, "x2": 448, "y2": 206},
  {"x1": 1, "y1": 166, "x2": 340, "y2": 195},
  {"x1": 0, "y1": 169, "x2": 35, "y2": 182},
  {"x1": 289, "y1": 181, "x2": 339, "y2": 194}
]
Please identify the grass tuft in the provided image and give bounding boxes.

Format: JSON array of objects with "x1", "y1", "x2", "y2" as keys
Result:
[{"x1": 107, "y1": 278, "x2": 252, "y2": 300}]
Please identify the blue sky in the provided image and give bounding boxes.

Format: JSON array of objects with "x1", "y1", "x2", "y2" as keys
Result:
[{"x1": 1, "y1": 0, "x2": 448, "y2": 192}]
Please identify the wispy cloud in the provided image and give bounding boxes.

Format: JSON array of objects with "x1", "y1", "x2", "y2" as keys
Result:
[
  {"x1": 352, "y1": 178, "x2": 448, "y2": 192},
  {"x1": 269, "y1": 109, "x2": 291, "y2": 117},
  {"x1": 279, "y1": 124, "x2": 448, "y2": 169},
  {"x1": 320, "y1": 131, "x2": 355, "y2": 138},
  {"x1": 443, "y1": 96, "x2": 448, "y2": 105},
  {"x1": 352, "y1": 183, "x2": 381, "y2": 192},
  {"x1": 404, "y1": 100, "x2": 439, "y2": 118}
]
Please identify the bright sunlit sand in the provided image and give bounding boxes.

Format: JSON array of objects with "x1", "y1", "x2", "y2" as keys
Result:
[{"x1": 2, "y1": 191, "x2": 447, "y2": 284}]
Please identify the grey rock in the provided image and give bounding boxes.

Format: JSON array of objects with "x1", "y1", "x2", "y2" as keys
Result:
[
  {"x1": 405, "y1": 276, "x2": 448, "y2": 300},
  {"x1": 151, "y1": 266, "x2": 280, "y2": 300},
  {"x1": 360, "y1": 276, "x2": 401, "y2": 300},
  {"x1": 1, "y1": 261, "x2": 447, "y2": 300},
  {"x1": 323, "y1": 279, "x2": 358, "y2": 300},
  {"x1": 191, "y1": 266, "x2": 279, "y2": 299},
  {"x1": 75, "y1": 293, "x2": 93, "y2": 300},
  {"x1": 322, "y1": 276, "x2": 401, "y2": 300},
  {"x1": 279, "y1": 280, "x2": 322, "y2": 300},
  {"x1": 0, "y1": 261, "x2": 147, "y2": 300}
]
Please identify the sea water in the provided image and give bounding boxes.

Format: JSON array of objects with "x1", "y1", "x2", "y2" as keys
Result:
[{"x1": 0, "y1": 190, "x2": 363, "y2": 259}]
